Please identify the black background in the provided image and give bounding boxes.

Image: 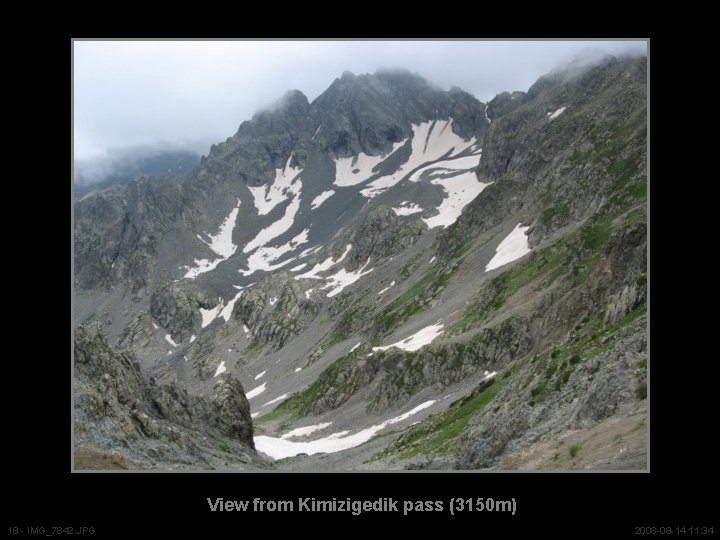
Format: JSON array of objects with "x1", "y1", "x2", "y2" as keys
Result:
[{"x1": 7, "y1": 31, "x2": 716, "y2": 537}]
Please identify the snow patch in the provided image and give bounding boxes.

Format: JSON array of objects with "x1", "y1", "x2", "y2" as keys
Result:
[
  {"x1": 548, "y1": 107, "x2": 567, "y2": 120},
  {"x1": 311, "y1": 190, "x2": 336, "y2": 210},
  {"x1": 251, "y1": 412, "x2": 259, "y2": 419},
  {"x1": 280, "y1": 422, "x2": 333, "y2": 440},
  {"x1": 373, "y1": 323, "x2": 445, "y2": 353},
  {"x1": 429, "y1": 256, "x2": 436, "y2": 263},
  {"x1": 333, "y1": 140, "x2": 406, "y2": 187},
  {"x1": 290, "y1": 263, "x2": 307, "y2": 272},
  {"x1": 254, "y1": 370, "x2": 266, "y2": 380},
  {"x1": 246, "y1": 382, "x2": 267, "y2": 400},
  {"x1": 200, "y1": 300, "x2": 225, "y2": 328},
  {"x1": 321, "y1": 259, "x2": 374, "y2": 298},
  {"x1": 295, "y1": 244, "x2": 352, "y2": 280},
  {"x1": 299, "y1": 245, "x2": 323, "y2": 258},
  {"x1": 185, "y1": 201, "x2": 240, "y2": 279},
  {"x1": 360, "y1": 119, "x2": 477, "y2": 198},
  {"x1": 294, "y1": 367, "x2": 302, "y2": 373},
  {"x1": 378, "y1": 280, "x2": 396, "y2": 295},
  {"x1": 239, "y1": 229, "x2": 309, "y2": 276},
  {"x1": 485, "y1": 224, "x2": 532, "y2": 272},
  {"x1": 214, "y1": 361, "x2": 226, "y2": 377},
  {"x1": 219, "y1": 290, "x2": 244, "y2": 322},
  {"x1": 350, "y1": 342, "x2": 362, "y2": 352},
  {"x1": 243, "y1": 194, "x2": 303, "y2": 254},
  {"x1": 304, "y1": 289, "x2": 314, "y2": 299},
  {"x1": 189, "y1": 335, "x2": 196, "y2": 343},
  {"x1": 152, "y1": 322, "x2": 158, "y2": 330},
  {"x1": 408, "y1": 153, "x2": 482, "y2": 183},
  {"x1": 422, "y1": 171, "x2": 491, "y2": 229},
  {"x1": 164, "y1": 334, "x2": 178, "y2": 347},
  {"x1": 254, "y1": 400, "x2": 436, "y2": 459},
  {"x1": 392, "y1": 203, "x2": 423, "y2": 216},
  {"x1": 262, "y1": 394, "x2": 289, "y2": 407},
  {"x1": 248, "y1": 155, "x2": 302, "y2": 215}
]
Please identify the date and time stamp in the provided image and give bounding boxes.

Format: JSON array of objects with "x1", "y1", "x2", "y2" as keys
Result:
[{"x1": 633, "y1": 527, "x2": 715, "y2": 536}]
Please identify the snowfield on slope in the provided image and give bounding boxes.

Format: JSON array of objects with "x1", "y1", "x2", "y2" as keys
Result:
[
  {"x1": 254, "y1": 400, "x2": 436, "y2": 459},
  {"x1": 548, "y1": 106, "x2": 567, "y2": 120},
  {"x1": 485, "y1": 224, "x2": 532, "y2": 271},
  {"x1": 246, "y1": 382, "x2": 267, "y2": 400},
  {"x1": 392, "y1": 202, "x2": 423, "y2": 216},
  {"x1": 422, "y1": 171, "x2": 491, "y2": 229},
  {"x1": 243, "y1": 192, "x2": 303, "y2": 254},
  {"x1": 372, "y1": 323, "x2": 445, "y2": 352},
  {"x1": 333, "y1": 139, "x2": 407, "y2": 187},
  {"x1": 320, "y1": 260, "x2": 374, "y2": 298},
  {"x1": 239, "y1": 229, "x2": 310, "y2": 276},
  {"x1": 200, "y1": 301, "x2": 225, "y2": 328},
  {"x1": 360, "y1": 119, "x2": 477, "y2": 198},
  {"x1": 311, "y1": 190, "x2": 336, "y2": 209},
  {"x1": 184, "y1": 200, "x2": 241, "y2": 278},
  {"x1": 248, "y1": 155, "x2": 302, "y2": 215},
  {"x1": 295, "y1": 245, "x2": 352, "y2": 280}
]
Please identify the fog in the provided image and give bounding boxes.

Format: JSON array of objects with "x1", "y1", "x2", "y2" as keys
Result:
[{"x1": 74, "y1": 40, "x2": 646, "y2": 180}]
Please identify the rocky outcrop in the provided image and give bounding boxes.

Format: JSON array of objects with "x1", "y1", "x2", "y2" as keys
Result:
[
  {"x1": 307, "y1": 69, "x2": 489, "y2": 159},
  {"x1": 74, "y1": 325, "x2": 261, "y2": 469},
  {"x1": 455, "y1": 316, "x2": 646, "y2": 469},
  {"x1": 150, "y1": 282, "x2": 216, "y2": 341},
  {"x1": 486, "y1": 91, "x2": 527, "y2": 120},
  {"x1": 233, "y1": 271, "x2": 316, "y2": 350},
  {"x1": 342, "y1": 206, "x2": 424, "y2": 271},
  {"x1": 74, "y1": 175, "x2": 202, "y2": 298},
  {"x1": 438, "y1": 57, "x2": 647, "y2": 261}
]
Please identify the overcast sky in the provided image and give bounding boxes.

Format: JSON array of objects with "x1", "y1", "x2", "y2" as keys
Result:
[{"x1": 73, "y1": 40, "x2": 647, "y2": 161}]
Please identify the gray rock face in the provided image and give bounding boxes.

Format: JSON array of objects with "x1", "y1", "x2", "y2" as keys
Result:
[
  {"x1": 307, "y1": 69, "x2": 488, "y2": 158},
  {"x1": 486, "y1": 91, "x2": 527, "y2": 120},
  {"x1": 74, "y1": 326, "x2": 260, "y2": 469},
  {"x1": 233, "y1": 271, "x2": 315, "y2": 350},
  {"x1": 210, "y1": 376, "x2": 254, "y2": 445},
  {"x1": 74, "y1": 175, "x2": 199, "y2": 297},
  {"x1": 342, "y1": 206, "x2": 424, "y2": 271},
  {"x1": 439, "y1": 57, "x2": 647, "y2": 260},
  {"x1": 150, "y1": 282, "x2": 216, "y2": 341},
  {"x1": 455, "y1": 317, "x2": 646, "y2": 469}
]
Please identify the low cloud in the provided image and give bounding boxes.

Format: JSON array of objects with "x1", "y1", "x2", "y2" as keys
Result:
[{"x1": 74, "y1": 40, "x2": 647, "y2": 160}]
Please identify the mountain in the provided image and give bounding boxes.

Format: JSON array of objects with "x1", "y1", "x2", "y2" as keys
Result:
[
  {"x1": 73, "y1": 56, "x2": 647, "y2": 470},
  {"x1": 74, "y1": 147, "x2": 201, "y2": 198}
]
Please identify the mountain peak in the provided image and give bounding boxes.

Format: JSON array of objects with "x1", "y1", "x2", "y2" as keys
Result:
[{"x1": 254, "y1": 89, "x2": 309, "y2": 119}]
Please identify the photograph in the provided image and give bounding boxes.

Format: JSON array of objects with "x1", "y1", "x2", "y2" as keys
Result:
[{"x1": 72, "y1": 39, "x2": 648, "y2": 472}]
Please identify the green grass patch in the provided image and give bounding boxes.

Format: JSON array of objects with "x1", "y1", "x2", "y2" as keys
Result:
[
  {"x1": 380, "y1": 378, "x2": 501, "y2": 460},
  {"x1": 399, "y1": 379, "x2": 501, "y2": 459},
  {"x1": 374, "y1": 264, "x2": 457, "y2": 336},
  {"x1": 569, "y1": 444, "x2": 581, "y2": 458}
]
